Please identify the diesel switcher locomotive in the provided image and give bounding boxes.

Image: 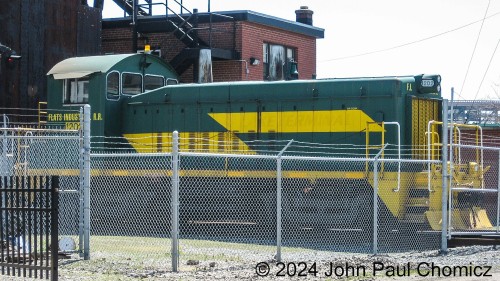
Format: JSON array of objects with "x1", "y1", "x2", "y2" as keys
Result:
[{"x1": 41, "y1": 53, "x2": 491, "y2": 232}]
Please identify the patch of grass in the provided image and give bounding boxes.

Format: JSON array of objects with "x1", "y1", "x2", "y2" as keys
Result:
[
  {"x1": 180, "y1": 238, "x2": 275, "y2": 251},
  {"x1": 90, "y1": 235, "x2": 278, "y2": 262}
]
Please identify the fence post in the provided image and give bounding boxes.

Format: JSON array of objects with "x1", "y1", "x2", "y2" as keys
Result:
[
  {"x1": 372, "y1": 144, "x2": 387, "y2": 255},
  {"x1": 448, "y1": 89, "x2": 454, "y2": 235},
  {"x1": 51, "y1": 176, "x2": 60, "y2": 281},
  {"x1": 78, "y1": 108, "x2": 84, "y2": 257},
  {"x1": 2, "y1": 114, "x2": 6, "y2": 157},
  {"x1": 1, "y1": 115, "x2": 9, "y2": 180},
  {"x1": 497, "y1": 150, "x2": 500, "y2": 233},
  {"x1": 441, "y1": 99, "x2": 449, "y2": 254},
  {"x1": 83, "y1": 105, "x2": 91, "y2": 260},
  {"x1": 1, "y1": 115, "x2": 4, "y2": 218},
  {"x1": 276, "y1": 140, "x2": 293, "y2": 262},
  {"x1": 373, "y1": 158, "x2": 378, "y2": 255},
  {"x1": 171, "y1": 131, "x2": 180, "y2": 272},
  {"x1": 1, "y1": 115, "x2": 7, "y2": 196}
]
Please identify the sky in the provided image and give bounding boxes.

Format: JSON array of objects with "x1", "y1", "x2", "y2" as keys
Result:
[{"x1": 92, "y1": 0, "x2": 500, "y2": 101}]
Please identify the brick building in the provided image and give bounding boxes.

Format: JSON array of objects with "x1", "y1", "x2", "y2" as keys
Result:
[{"x1": 101, "y1": 6, "x2": 324, "y2": 83}]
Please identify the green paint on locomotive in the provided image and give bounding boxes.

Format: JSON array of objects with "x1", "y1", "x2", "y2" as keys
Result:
[
  {"x1": 46, "y1": 54, "x2": 441, "y2": 156},
  {"x1": 121, "y1": 74, "x2": 441, "y2": 156},
  {"x1": 44, "y1": 55, "x2": 451, "y2": 230}
]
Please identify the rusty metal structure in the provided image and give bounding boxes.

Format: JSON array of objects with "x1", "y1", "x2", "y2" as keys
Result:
[{"x1": 0, "y1": 0, "x2": 101, "y2": 112}]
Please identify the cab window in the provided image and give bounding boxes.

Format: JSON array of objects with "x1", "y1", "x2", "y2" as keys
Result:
[
  {"x1": 144, "y1": 75, "x2": 165, "y2": 91},
  {"x1": 122, "y1": 73, "x2": 142, "y2": 95},
  {"x1": 63, "y1": 78, "x2": 89, "y2": 104},
  {"x1": 167, "y1": 78, "x2": 179, "y2": 85},
  {"x1": 106, "y1": 71, "x2": 120, "y2": 100}
]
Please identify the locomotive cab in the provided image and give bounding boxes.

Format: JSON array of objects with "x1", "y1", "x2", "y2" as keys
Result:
[{"x1": 46, "y1": 53, "x2": 179, "y2": 145}]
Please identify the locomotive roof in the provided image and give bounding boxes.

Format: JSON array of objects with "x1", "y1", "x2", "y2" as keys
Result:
[
  {"x1": 47, "y1": 54, "x2": 137, "y2": 79},
  {"x1": 160, "y1": 75, "x2": 425, "y2": 87}
]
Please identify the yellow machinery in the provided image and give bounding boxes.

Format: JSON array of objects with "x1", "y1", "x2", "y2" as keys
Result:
[
  {"x1": 365, "y1": 117, "x2": 492, "y2": 231},
  {"x1": 424, "y1": 121, "x2": 491, "y2": 231}
]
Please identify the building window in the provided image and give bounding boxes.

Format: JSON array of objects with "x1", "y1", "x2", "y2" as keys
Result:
[
  {"x1": 286, "y1": 48, "x2": 299, "y2": 80},
  {"x1": 263, "y1": 43, "x2": 269, "y2": 80},
  {"x1": 263, "y1": 43, "x2": 297, "y2": 81},
  {"x1": 144, "y1": 75, "x2": 165, "y2": 91},
  {"x1": 122, "y1": 73, "x2": 143, "y2": 95},
  {"x1": 106, "y1": 71, "x2": 120, "y2": 100},
  {"x1": 63, "y1": 78, "x2": 89, "y2": 104}
]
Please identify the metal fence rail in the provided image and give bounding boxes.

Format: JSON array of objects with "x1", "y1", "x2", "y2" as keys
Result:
[{"x1": 0, "y1": 176, "x2": 59, "y2": 281}]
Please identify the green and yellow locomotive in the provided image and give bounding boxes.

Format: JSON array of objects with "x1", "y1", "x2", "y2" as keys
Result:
[{"x1": 44, "y1": 53, "x2": 491, "y2": 232}]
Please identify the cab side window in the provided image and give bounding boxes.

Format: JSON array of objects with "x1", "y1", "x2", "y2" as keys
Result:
[
  {"x1": 122, "y1": 73, "x2": 142, "y2": 95},
  {"x1": 107, "y1": 72, "x2": 120, "y2": 100},
  {"x1": 167, "y1": 78, "x2": 179, "y2": 85},
  {"x1": 144, "y1": 75, "x2": 165, "y2": 91}
]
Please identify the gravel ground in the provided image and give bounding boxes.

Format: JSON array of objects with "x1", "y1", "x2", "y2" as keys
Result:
[{"x1": 2, "y1": 243, "x2": 500, "y2": 280}]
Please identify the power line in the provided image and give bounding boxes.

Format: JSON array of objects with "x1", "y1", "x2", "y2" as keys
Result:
[
  {"x1": 472, "y1": 37, "x2": 500, "y2": 101},
  {"x1": 319, "y1": 10, "x2": 500, "y2": 62},
  {"x1": 459, "y1": 0, "x2": 490, "y2": 100}
]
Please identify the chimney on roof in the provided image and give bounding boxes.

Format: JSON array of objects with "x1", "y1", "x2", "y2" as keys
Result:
[{"x1": 295, "y1": 6, "x2": 313, "y2": 25}]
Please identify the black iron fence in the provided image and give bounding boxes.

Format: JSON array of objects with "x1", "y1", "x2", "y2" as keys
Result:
[{"x1": 0, "y1": 176, "x2": 59, "y2": 280}]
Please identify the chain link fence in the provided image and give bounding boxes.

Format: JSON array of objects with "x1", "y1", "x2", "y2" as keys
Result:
[
  {"x1": 7, "y1": 105, "x2": 500, "y2": 273},
  {"x1": 89, "y1": 153, "x2": 172, "y2": 268},
  {"x1": 178, "y1": 154, "x2": 277, "y2": 267},
  {"x1": 81, "y1": 133, "x2": 449, "y2": 272},
  {"x1": 0, "y1": 127, "x2": 448, "y2": 267},
  {"x1": 0, "y1": 116, "x2": 82, "y2": 257},
  {"x1": 449, "y1": 144, "x2": 500, "y2": 235},
  {"x1": 281, "y1": 157, "x2": 373, "y2": 254},
  {"x1": 375, "y1": 160, "x2": 441, "y2": 252}
]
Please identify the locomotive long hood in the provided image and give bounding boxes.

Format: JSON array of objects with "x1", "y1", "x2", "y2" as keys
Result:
[{"x1": 208, "y1": 109, "x2": 384, "y2": 133}]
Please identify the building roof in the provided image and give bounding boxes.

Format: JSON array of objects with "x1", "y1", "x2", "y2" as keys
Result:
[
  {"x1": 213, "y1": 10, "x2": 324, "y2": 38},
  {"x1": 47, "y1": 54, "x2": 136, "y2": 79},
  {"x1": 103, "y1": 10, "x2": 325, "y2": 39}
]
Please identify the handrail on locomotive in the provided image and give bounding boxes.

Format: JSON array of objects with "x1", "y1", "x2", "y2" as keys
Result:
[
  {"x1": 365, "y1": 121, "x2": 402, "y2": 192},
  {"x1": 426, "y1": 120, "x2": 489, "y2": 191}
]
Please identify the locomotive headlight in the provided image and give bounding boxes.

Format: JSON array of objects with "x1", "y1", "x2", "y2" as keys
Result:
[{"x1": 416, "y1": 74, "x2": 442, "y2": 95}]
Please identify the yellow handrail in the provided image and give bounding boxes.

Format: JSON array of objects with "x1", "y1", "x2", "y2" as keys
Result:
[{"x1": 426, "y1": 121, "x2": 485, "y2": 190}]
